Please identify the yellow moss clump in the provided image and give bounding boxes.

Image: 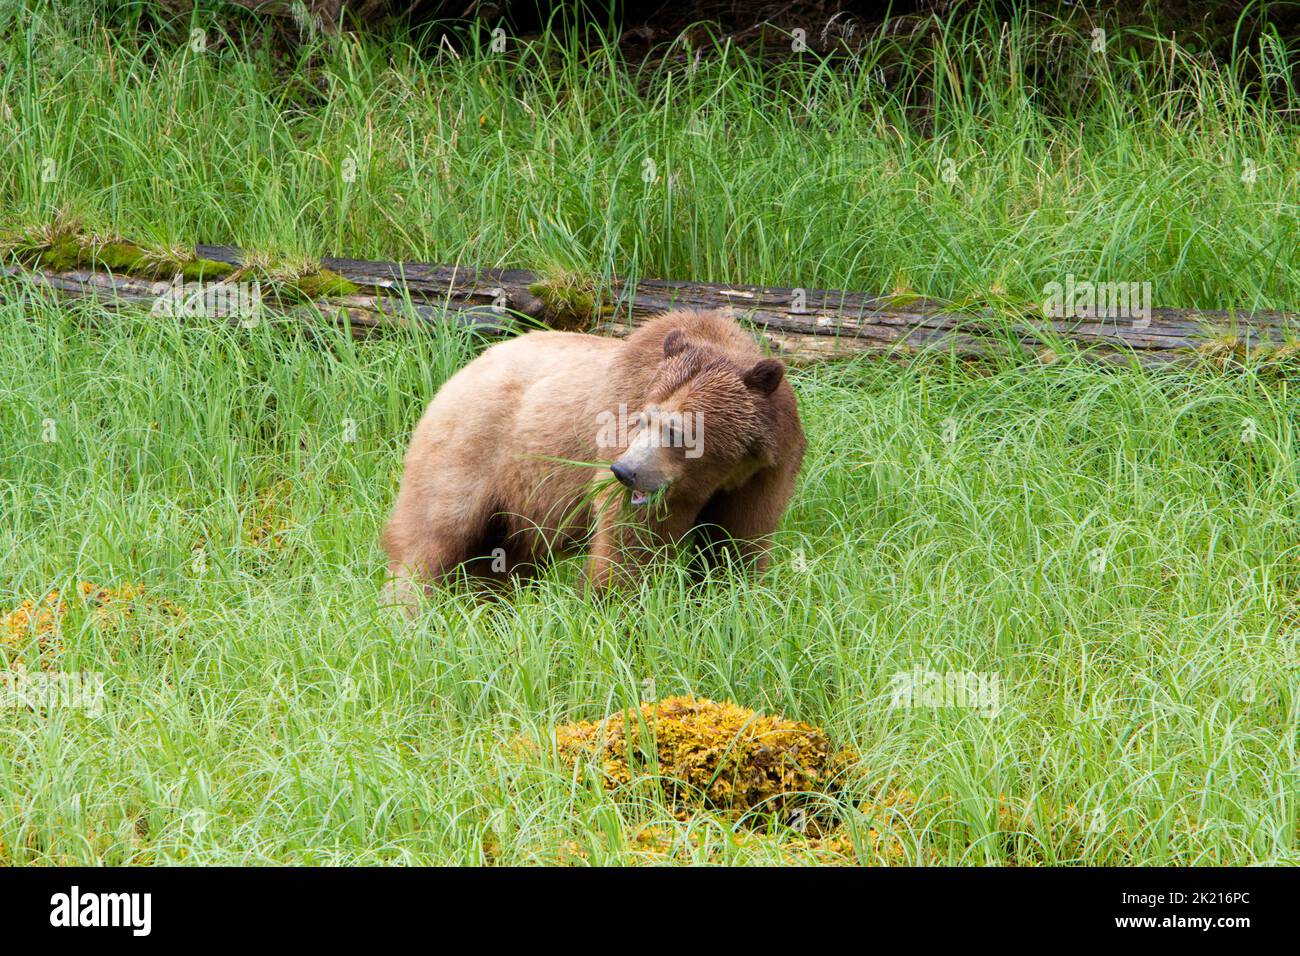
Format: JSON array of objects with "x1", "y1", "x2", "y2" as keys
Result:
[
  {"x1": 231, "y1": 479, "x2": 296, "y2": 579},
  {"x1": 1, "y1": 582, "x2": 185, "y2": 671},
  {"x1": 553, "y1": 696, "x2": 854, "y2": 822},
  {"x1": 243, "y1": 479, "x2": 294, "y2": 550},
  {"x1": 1, "y1": 589, "x2": 67, "y2": 668}
]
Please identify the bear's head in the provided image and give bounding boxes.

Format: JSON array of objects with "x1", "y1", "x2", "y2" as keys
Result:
[{"x1": 611, "y1": 328, "x2": 787, "y2": 507}]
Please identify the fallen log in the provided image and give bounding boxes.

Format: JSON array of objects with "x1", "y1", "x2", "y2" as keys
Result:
[{"x1": 4, "y1": 244, "x2": 1297, "y2": 368}]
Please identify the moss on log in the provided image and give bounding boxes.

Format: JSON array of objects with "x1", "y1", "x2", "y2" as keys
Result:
[{"x1": 4, "y1": 241, "x2": 1297, "y2": 369}]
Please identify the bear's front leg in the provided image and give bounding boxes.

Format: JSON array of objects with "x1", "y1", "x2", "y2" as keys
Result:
[
  {"x1": 584, "y1": 493, "x2": 689, "y2": 592},
  {"x1": 585, "y1": 508, "x2": 619, "y2": 591},
  {"x1": 584, "y1": 497, "x2": 651, "y2": 592},
  {"x1": 693, "y1": 461, "x2": 800, "y2": 577}
]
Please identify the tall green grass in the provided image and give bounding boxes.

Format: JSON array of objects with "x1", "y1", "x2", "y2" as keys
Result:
[
  {"x1": 1, "y1": 1, "x2": 1297, "y2": 305},
  {"x1": 0, "y1": 4, "x2": 1296, "y2": 864},
  {"x1": 1, "y1": 285, "x2": 1296, "y2": 864}
]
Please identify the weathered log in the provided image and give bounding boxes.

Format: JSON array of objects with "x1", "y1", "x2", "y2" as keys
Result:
[
  {"x1": 5, "y1": 245, "x2": 1298, "y2": 368},
  {"x1": 0, "y1": 263, "x2": 519, "y2": 337}
]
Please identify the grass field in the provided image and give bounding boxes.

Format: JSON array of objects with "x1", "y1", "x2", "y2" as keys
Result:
[{"x1": 1, "y1": 2, "x2": 1297, "y2": 864}]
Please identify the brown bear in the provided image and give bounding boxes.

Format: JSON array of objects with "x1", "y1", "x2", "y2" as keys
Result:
[{"x1": 381, "y1": 308, "x2": 805, "y2": 610}]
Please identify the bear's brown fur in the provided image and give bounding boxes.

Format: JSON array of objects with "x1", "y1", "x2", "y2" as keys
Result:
[{"x1": 381, "y1": 309, "x2": 805, "y2": 609}]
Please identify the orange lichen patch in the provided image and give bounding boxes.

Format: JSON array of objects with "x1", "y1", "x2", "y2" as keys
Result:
[
  {"x1": 993, "y1": 793, "x2": 1114, "y2": 864},
  {"x1": 854, "y1": 787, "x2": 921, "y2": 862},
  {"x1": 1, "y1": 582, "x2": 185, "y2": 670},
  {"x1": 630, "y1": 825, "x2": 673, "y2": 852},
  {"x1": 551, "y1": 696, "x2": 856, "y2": 826},
  {"x1": 996, "y1": 793, "x2": 1075, "y2": 833},
  {"x1": 244, "y1": 512, "x2": 287, "y2": 549},
  {"x1": 243, "y1": 479, "x2": 293, "y2": 551},
  {"x1": 85, "y1": 582, "x2": 186, "y2": 632},
  {"x1": 1, "y1": 590, "x2": 67, "y2": 668},
  {"x1": 83, "y1": 582, "x2": 144, "y2": 619},
  {"x1": 860, "y1": 786, "x2": 920, "y2": 816}
]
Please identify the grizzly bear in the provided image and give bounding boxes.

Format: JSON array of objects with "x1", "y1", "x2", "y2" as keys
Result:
[{"x1": 381, "y1": 308, "x2": 805, "y2": 610}]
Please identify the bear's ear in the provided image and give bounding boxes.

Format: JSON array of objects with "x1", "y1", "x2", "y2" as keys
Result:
[
  {"x1": 663, "y1": 329, "x2": 689, "y2": 358},
  {"x1": 742, "y1": 358, "x2": 785, "y2": 395}
]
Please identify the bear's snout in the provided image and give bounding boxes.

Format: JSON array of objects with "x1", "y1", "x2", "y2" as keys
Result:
[
  {"x1": 610, "y1": 461, "x2": 637, "y2": 487},
  {"x1": 610, "y1": 444, "x2": 670, "y2": 506}
]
